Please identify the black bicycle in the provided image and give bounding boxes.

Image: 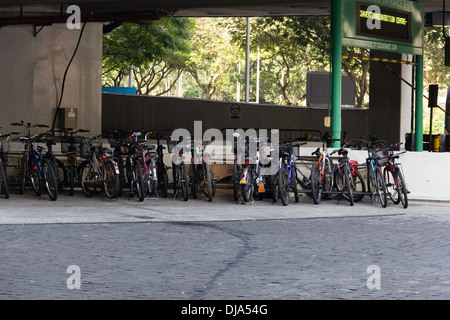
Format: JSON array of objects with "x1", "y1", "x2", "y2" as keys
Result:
[
  {"x1": 12, "y1": 121, "x2": 58, "y2": 201},
  {"x1": 59, "y1": 128, "x2": 90, "y2": 195}
]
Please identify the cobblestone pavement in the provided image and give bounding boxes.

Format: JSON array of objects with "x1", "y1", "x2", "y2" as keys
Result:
[{"x1": 0, "y1": 192, "x2": 449, "y2": 300}]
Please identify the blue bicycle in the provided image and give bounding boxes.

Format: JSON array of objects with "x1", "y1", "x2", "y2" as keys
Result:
[
  {"x1": 12, "y1": 121, "x2": 58, "y2": 201},
  {"x1": 277, "y1": 139, "x2": 307, "y2": 206}
]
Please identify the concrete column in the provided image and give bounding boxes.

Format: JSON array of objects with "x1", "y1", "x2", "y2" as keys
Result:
[{"x1": 0, "y1": 23, "x2": 103, "y2": 135}]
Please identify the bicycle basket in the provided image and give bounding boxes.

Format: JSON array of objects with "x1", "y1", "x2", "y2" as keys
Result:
[
  {"x1": 60, "y1": 136, "x2": 81, "y2": 155},
  {"x1": 373, "y1": 150, "x2": 389, "y2": 166}
]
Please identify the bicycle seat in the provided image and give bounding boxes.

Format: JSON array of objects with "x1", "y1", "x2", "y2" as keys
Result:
[
  {"x1": 312, "y1": 148, "x2": 321, "y2": 157},
  {"x1": 144, "y1": 145, "x2": 156, "y2": 150}
]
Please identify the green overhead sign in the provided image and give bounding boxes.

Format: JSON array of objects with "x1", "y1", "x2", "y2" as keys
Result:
[{"x1": 341, "y1": 0, "x2": 424, "y2": 55}]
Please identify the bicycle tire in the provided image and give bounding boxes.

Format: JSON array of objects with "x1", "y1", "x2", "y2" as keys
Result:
[
  {"x1": 375, "y1": 167, "x2": 388, "y2": 208},
  {"x1": 395, "y1": 168, "x2": 408, "y2": 209},
  {"x1": 133, "y1": 160, "x2": 145, "y2": 202},
  {"x1": 278, "y1": 163, "x2": 289, "y2": 206},
  {"x1": 29, "y1": 156, "x2": 42, "y2": 196},
  {"x1": 269, "y1": 173, "x2": 279, "y2": 203},
  {"x1": 344, "y1": 163, "x2": 354, "y2": 206},
  {"x1": 42, "y1": 159, "x2": 58, "y2": 201},
  {"x1": 104, "y1": 160, "x2": 119, "y2": 199},
  {"x1": 352, "y1": 169, "x2": 366, "y2": 202},
  {"x1": 18, "y1": 153, "x2": 27, "y2": 195},
  {"x1": 179, "y1": 162, "x2": 189, "y2": 201},
  {"x1": 232, "y1": 161, "x2": 240, "y2": 201},
  {"x1": 78, "y1": 160, "x2": 98, "y2": 197},
  {"x1": 383, "y1": 167, "x2": 398, "y2": 204},
  {"x1": 191, "y1": 164, "x2": 198, "y2": 199},
  {"x1": 0, "y1": 161, "x2": 9, "y2": 199},
  {"x1": 240, "y1": 167, "x2": 253, "y2": 203},
  {"x1": 291, "y1": 170, "x2": 299, "y2": 202},
  {"x1": 68, "y1": 155, "x2": 76, "y2": 196},
  {"x1": 203, "y1": 163, "x2": 213, "y2": 201},
  {"x1": 157, "y1": 163, "x2": 169, "y2": 198},
  {"x1": 322, "y1": 156, "x2": 334, "y2": 199},
  {"x1": 54, "y1": 157, "x2": 67, "y2": 193},
  {"x1": 310, "y1": 161, "x2": 321, "y2": 204}
]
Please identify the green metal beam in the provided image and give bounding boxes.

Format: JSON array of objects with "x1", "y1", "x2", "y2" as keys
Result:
[
  {"x1": 331, "y1": 0, "x2": 342, "y2": 148},
  {"x1": 415, "y1": 55, "x2": 424, "y2": 152}
]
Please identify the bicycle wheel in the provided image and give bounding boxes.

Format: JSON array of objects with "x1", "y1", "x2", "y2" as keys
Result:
[
  {"x1": 0, "y1": 161, "x2": 9, "y2": 199},
  {"x1": 323, "y1": 156, "x2": 334, "y2": 199},
  {"x1": 278, "y1": 163, "x2": 289, "y2": 206},
  {"x1": 29, "y1": 156, "x2": 42, "y2": 196},
  {"x1": 232, "y1": 160, "x2": 240, "y2": 201},
  {"x1": 395, "y1": 168, "x2": 408, "y2": 209},
  {"x1": 352, "y1": 169, "x2": 366, "y2": 203},
  {"x1": 384, "y1": 167, "x2": 398, "y2": 204},
  {"x1": 269, "y1": 172, "x2": 279, "y2": 203},
  {"x1": 310, "y1": 161, "x2": 321, "y2": 204},
  {"x1": 54, "y1": 158, "x2": 67, "y2": 193},
  {"x1": 104, "y1": 160, "x2": 119, "y2": 199},
  {"x1": 133, "y1": 160, "x2": 145, "y2": 201},
  {"x1": 202, "y1": 163, "x2": 213, "y2": 201},
  {"x1": 240, "y1": 167, "x2": 253, "y2": 202},
  {"x1": 18, "y1": 153, "x2": 27, "y2": 195},
  {"x1": 157, "y1": 163, "x2": 169, "y2": 198},
  {"x1": 179, "y1": 162, "x2": 189, "y2": 201},
  {"x1": 42, "y1": 159, "x2": 58, "y2": 201},
  {"x1": 374, "y1": 167, "x2": 387, "y2": 208},
  {"x1": 190, "y1": 164, "x2": 198, "y2": 199},
  {"x1": 291, "y1": 170, "x2": 299, "y2": 202},
  {"x1": 344, "y1": 163, "x2": 354, "y2": 206},
  {"x1": 68, "y1": 155, "x2": 76, "y2": 196},
  {"x1": 78, "y1": 160, "x2": 98, "y2": 197}
]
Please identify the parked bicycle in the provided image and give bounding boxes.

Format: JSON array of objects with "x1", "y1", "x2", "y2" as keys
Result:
[
  {"x1": 58, "y1": 128, "x2": 90, "y2": 195},
  {"x1": 330, "y1": 147, "x2": 356, "y2": 206},
  {"x1": 235, "y1": 134, "x2": 267, "y2": 204},
  {"x1": 171, "y1": 136, "x2": 189, "y2": 201},
  {"x1": 277, "y1": 139, "x2": 308, "y2": 206},
  {"x1": 104, "y1": 129, "x2": 133, "y2": 197},
  {"x1": 12, "y1": 121, "x2": 58, "y2": 201},
  {"x1": 0, "y1": 130, "x2": 19, "y2": 199},
  {"x1": 380, "y1": 142, "x2": 408, "y2": 208},
  {"x1": 153, "y1": 130, "x2": 170, "y2": 198},
  {"x1": 123, "y1": 132, "x2": 147, "y2": 201},
  {"x1": 310, "y1": 137, "x2": 335, "y2": 204},
  {"x1": 190, "y1": 138, "x2": 216, "y2": 202},
  {"x1": 78, "y1": 135, "x2": 120, "y2": 199},
  {"x1": 362, "y1": 139, "x2": 388, "y2": 208}
]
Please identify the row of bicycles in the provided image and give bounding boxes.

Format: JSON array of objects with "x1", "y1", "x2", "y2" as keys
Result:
[
  {"x1": 231, "y1": 135, "x2": 409, "y2": 209},
  {"x1": 0, "y1": 122, "x2": 408, "y2": 208},
  {"x1": 0, "y1": 122, "x2": 217, "y2": 202}
]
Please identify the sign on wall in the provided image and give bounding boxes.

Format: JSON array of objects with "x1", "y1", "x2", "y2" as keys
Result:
[{"x1": 341, "y1": 0, "x2": 424, "y2": 55}]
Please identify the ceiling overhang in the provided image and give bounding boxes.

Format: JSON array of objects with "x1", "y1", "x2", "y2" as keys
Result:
[{"x1": 0, "y1": 1, "x2": 446, "y2": 27}]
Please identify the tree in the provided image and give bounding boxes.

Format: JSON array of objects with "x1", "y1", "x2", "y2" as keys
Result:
[
  {"x1": 102, "y1": 18, "x2": 193, "y2": 95},
  {"x1": 183, "y1": 18, "x2": 240, "y2": 100}
]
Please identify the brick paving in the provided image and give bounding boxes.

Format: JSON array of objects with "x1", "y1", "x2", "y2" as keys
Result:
[{"x1": 0, "y1": 192, "x2": 449, "y2": 300}]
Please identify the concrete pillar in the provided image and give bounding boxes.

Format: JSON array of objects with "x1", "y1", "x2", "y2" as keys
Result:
[
  {"x1": 399, "y1": 54, "x2": 414, "y2": 149},
  {"x1": 0, "y1": 23, "x2": 103, "y2": 135}
]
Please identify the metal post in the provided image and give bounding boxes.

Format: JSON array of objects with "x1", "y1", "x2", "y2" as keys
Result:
[
  {"x1": 331, "y1": 0, "x2": 342, "y2": 148},
  {"x1": 415, "y1": 55, "x2": 424, "y2": 152},
  {"x1": 245, "y1": 17, "x2": 250, "y2": 103}
]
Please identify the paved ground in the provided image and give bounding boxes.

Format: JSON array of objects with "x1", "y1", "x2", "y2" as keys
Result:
[{"x1": 0, "y1": 189, "x2": 449, "y2": 303}]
